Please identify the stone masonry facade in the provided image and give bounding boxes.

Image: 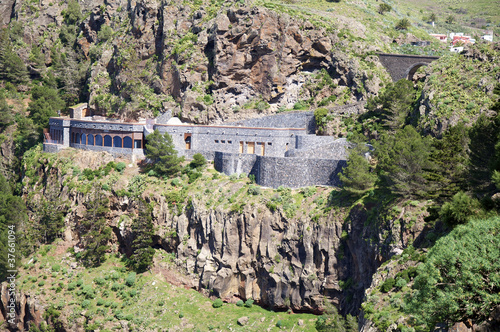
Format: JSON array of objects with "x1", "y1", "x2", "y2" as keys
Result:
[{"x1": 44, "y1": 106, "x2": 348, "y2": 188}]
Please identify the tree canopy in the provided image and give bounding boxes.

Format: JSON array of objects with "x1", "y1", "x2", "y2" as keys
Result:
[
  {"x1": 339, "y1": 143, "x2": 377, "y2": 195},
  {"x1": 406, "y1": 217, "x2": 500, "y2": 328},
  {"x1": 375, "y1": 125, "x2": 433, "y2": 197},
  {"x1": 145, "y1": 130, "x2": 184, "y2": 177}
]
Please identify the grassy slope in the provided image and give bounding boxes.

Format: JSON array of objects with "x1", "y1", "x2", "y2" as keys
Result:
[
  {"x1": 15, "y1": 247, "x2": 318, "y2": 331},
  {"x1": 393, "y1": 0, "x2": 500, "y2": 34}
]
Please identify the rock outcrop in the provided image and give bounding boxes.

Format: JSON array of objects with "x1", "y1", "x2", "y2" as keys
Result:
[{"x1": 0, "y1": 283, "x2": 44, "y2": 331}]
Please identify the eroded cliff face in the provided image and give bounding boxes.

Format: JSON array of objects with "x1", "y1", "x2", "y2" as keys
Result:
[
  {"x1": 4, "y1": 0, "x2": 387, "y2": 123},
  {"x1": 1, "y1": 149, "x2": 431, "y2": 330}
]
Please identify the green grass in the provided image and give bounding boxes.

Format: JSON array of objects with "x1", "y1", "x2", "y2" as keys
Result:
[{"x1": 16, "y1": 251, "x2": 318, "y2": 331}]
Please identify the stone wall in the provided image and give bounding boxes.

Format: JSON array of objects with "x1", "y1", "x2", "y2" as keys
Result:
[
  {"x1": 214, "y1": 152, "x2": 346, "y2": 188},
  {"x1": 288, "y1": 137, "x2": 349, "y2": 159},
  {"x1": 377, "y1": 53, "x2": 439, "y2": 81},
  {"x1": 214, "y1": 152, "x2": 258, "y2": 177},
  {"x1": 43, "y1": 143, "x2": 66, "y2": 153},
  {"x1": 155, "y1": 124, "x2": 305, "y2": 158},
  {"x1": 226, "y1": 111, "x2": 316, "y2": 133},
  {"x1": 257, "y1": 156, "x2": 346, "y2": 188}
]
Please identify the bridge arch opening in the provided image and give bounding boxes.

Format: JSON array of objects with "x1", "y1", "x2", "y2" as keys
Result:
[{"x1": 406, "y1": 63, "x2": 428, "y2": 81}]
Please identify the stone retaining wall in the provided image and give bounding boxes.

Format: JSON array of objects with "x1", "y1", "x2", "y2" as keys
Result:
[{"x1": 214, "y1": 152, "x2": 346, "y2": 188}]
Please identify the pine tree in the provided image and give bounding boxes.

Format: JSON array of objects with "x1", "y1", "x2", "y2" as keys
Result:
[
  {"x1": 376, "y1": 125, "x2": 433, "y2": 197},
  {"x1": 0, "y1": 174, "x2": 28, "y2": 281},
  {"x1": 130, "y1": 200, "x2": 155, "y2": 272},
  {"x1": 0, "y1": 96, "x2": 13, "y2": 130},
  {"x1": 79, "y1": 188, "x2": 111, "y2": 267},
  {"x1": 145, "y1": 130, "x2": 184, "y2": 176},
  {"x1": 365, "y1": 80, "x2": 417, "y2": 133},
  {"x1": 339, "y1": 143, "x2": 377, "y2": 195},
  {"x1": 467, "y1": 114, "x2": 500, "y2": 194},
  {"x1": 0, "y1": 34, "x2": 28, "y2": 84},
  {"x1": 426, "y1": 123, "x2": 469, "y2": 199}
]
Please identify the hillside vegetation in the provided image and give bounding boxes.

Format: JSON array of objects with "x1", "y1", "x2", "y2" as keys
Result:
[{"x1": 1, "y1": 0, "x2": 500, "y2": 331}]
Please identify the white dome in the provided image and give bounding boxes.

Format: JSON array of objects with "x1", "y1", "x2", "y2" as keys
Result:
[{"x1": 166, "y1": 117, "x2": 184, "y2": 125}]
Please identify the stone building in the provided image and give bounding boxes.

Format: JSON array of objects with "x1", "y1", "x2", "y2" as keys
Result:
[{"x1": 44, "y1": 107, "x2": 349, "y2": 188}]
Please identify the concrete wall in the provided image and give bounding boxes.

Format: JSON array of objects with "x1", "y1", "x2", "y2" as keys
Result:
[{"x1": 70, "y1": 119, "x2": 145, "y2": 132}]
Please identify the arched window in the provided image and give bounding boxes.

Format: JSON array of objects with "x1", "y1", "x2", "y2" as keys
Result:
[
  {"x1": 95, "y1": 135, "x2": 103, "y2": 146},
  {"x1": 113, "y1": 136, "x2": 122, "y2": 148},
  {"x1": 88, "y1": 134, "x2": 94, "y2": 146},
  {"x1": 81, "y1": 133, "x2": 86, "y2": 145},
  {"x1": 123, "y1": 136, "x2": 133, "y2": 148},
  {"x1": 75, "y1": 133, "x2": 80, "y2": 145},
  {"x1": 104, "y1": 135, "x2": 112, "y2": 147}
]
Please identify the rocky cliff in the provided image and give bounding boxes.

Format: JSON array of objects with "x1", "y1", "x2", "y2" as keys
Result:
[
  {"x1": 2, "y1": 0, "x2": 390, "y2": 123},
  {"x1": 1, "y1": 148, "x2": 431, "y2": 330}
]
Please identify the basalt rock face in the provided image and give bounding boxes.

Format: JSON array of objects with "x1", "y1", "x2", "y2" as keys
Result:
[
  {"x1": 147, "y1": 197, "x2": 345, "y2": 313},
  {"x1": 0, "y1": 283, "x2": 44, "y2": 332}
]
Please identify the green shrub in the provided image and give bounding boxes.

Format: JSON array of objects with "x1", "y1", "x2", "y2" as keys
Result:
[
  {"x1": 440, "y1": 191, "x2": 478, "y2": 226},
  {"x1": 293, "y1": 101, "x2": 309, "y2": 110},
  {"x1": 381, "y1": 278, "x2": 395, "y2": 293},
  {"x1": 244, "y1": 298, "x2": 254, "y2": 308},
  {"x1": 212, "y1": 298, "x2": 224, "y2": 308},
  {"x1": 256, "y1": 100, "x2": 270, "y2": 111},
  {"x1": 82, "y1": 168, "x2": 95, "y2": 181},
  {"x1": 51, "y1": 264, "x2": 60, "y2": 272},
  {"x1": 38, "y1": 280, "x2": 45, "y2": 287},
  {"x1": 248, "y1": 185, "x2": 261, "y2": 195},
  {"x1": 266, "y1": 201, "x2": 278, "y2": 212},
  {"x1": 76, "y1": 279, "x2": 83, "y2": 287},
  {"x1": 129, "y1": 289, "x2": 137, "y2": 297},
  {"x1": 395, "y1": 277, "x2": 407, "y2": 289},
  {"x1": 96, "y1": 298, "x2": 105, "y2": 306},
  {"x1": 82, "y1": 285, "x2": 95, "y2": 299},
  {"x1": 81, "y1": 300, "x2": 91, "y2": 308},
  {"x1": 171, "y1": 178, "x2": 181, "y2": 187},
  {"x1": 94, "y1": 277, "x2": 106, "y2": 286},
  {"x1": 395, "y1": 18, "x2": 411, "y2": 30},
  {"x1": 67, "y1": 282, "x2": 77, "y2": 291},
  {"x1": 236, "y1": 300, "x2": 244, "y2": 307},
  {"x1": 189, "y1": 153, "x2": 207, "y2": 169},
  {"x1": 111, "y1": 283, "x2": 124, "y2": 291},
  {"x1": 115, "y1": 162, "x2": 126, "y2": 173},
  {"x1": 276, "y1": 320, "x2": 283, "y2": 328},
  {"x1": 179, "y1": 313, "x2": 184, "y2": 318},
  {"x1": 125, "y1": 272, "x2": 136, "y2": 287}
]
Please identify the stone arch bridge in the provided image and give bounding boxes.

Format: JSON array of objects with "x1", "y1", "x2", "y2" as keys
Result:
[{"x1": 377, "y1": 53, "x2": 440, "y2": 81}]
